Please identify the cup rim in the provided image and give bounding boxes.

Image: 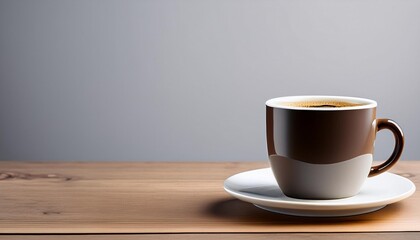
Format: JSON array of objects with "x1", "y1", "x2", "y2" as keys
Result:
[{"x1": 265, "y1": 95, "x2": 377, "y2": 111}]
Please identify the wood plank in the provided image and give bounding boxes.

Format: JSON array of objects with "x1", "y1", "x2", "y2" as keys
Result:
[
  {"x1": 0, "y1": 233, "x2": 419, "y2": 240},
  {"x1": 0, "y1": 161, "x2": 418, "y2": 234}
]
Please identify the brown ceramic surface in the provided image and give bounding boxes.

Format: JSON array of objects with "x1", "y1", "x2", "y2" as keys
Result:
[{"x1": 266, "y1": 106, "x2": 376, "y2": 164}]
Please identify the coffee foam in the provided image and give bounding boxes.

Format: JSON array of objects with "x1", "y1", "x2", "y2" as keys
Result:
[{"x1": 282, "y1": 100, "x2": 363, "y2": 108}]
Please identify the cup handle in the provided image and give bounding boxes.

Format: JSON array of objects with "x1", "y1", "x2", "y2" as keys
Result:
[{"x1": 369, "y1": 119, "x2": 404, "y2": 177}]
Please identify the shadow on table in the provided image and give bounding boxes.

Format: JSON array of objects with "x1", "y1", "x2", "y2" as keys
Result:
[{"x1": 204, "y1": 198, "x2": 403, "y2": 225}]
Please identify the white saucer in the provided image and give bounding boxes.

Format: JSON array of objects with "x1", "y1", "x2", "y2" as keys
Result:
[{"x1": 224, "y1": 168, "x2": 415, "y2": 217}]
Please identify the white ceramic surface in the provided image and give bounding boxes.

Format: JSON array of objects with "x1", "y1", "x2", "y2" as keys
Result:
[
  {"x1": 269, "y1": 154, "x2": 373, "y2": 199},
  {"x1": 224, "y1": 168, "x2": 415, "y2": 217}
]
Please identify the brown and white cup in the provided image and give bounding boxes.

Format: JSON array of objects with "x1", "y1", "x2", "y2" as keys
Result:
[{"x1": 266, "y1": 96, "x2": 404, "y2": 199}]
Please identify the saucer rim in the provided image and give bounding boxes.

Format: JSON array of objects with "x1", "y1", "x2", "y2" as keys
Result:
[{"x1": 224, "y1": 168, "x2": 416, "y2": 211}]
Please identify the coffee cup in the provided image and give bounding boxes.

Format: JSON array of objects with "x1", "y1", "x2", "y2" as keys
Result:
[{"x1": 266, "y1": 96, "x2": 404, "y2": 199}]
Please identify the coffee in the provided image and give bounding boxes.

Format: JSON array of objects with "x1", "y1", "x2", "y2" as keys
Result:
[{"x1": 283, "y1": 100, "x2": 363, "y2": 108}]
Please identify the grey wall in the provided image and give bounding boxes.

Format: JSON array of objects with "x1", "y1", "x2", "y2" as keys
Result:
[{"x1": 0, "y1": 0, "x2": 419, "y2": 161}]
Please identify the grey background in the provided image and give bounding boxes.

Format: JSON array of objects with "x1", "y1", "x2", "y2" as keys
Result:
[{"x1": 0, "y1": 0, "x2": 419, "y2": 161}]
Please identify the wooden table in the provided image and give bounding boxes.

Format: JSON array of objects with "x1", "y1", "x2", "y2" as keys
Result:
[{"x1": 0, "y1": 161, "x2": 418, "y2": 239}]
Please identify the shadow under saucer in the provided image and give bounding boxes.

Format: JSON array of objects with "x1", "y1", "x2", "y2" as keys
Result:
[{"x1": 204, "y1": 197, "x2": 404, "y2": 225}]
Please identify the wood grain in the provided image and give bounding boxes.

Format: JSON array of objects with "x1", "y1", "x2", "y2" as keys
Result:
[
  {"x1": 0, "y1": 161, "x2": 418, "y2": 234},
  {"x1": 0, "y1": 233, "x2": 419, "y2": 240}
]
